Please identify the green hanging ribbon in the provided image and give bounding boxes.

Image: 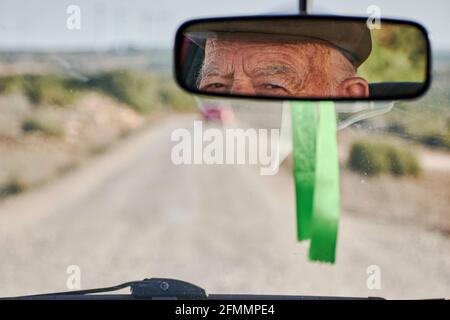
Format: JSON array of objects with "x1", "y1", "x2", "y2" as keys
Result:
[
  {"x1": 291, "y1": 101, "x2": 340, "y2": 263},
  {"x1": 291, "y1": 101, "x2": 317, "y2": 241},
  {"x1": 309, "y1": 101, "x2": 340, "y2": 263}
]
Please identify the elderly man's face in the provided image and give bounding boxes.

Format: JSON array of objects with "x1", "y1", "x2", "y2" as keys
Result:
[{"x1": 198, "y1": 39, "x2": 369, "y2": 98}]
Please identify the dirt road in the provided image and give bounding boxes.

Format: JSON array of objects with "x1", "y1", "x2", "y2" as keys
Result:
[{"x1": 0, "y1": 114, "x2": 449, "y2": 298}]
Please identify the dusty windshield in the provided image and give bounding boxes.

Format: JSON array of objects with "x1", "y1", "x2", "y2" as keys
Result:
[{"x1": 0, "y1": 0, "x2": 449, "y2": 298}]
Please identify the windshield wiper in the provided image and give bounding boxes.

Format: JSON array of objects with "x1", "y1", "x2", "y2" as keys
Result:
[
  {"x1": 3, "y1": 278, "x2": 207, "y2": 300},
  {"x1": 2, "y1": 278, "x2": 384, "y2": 300}
]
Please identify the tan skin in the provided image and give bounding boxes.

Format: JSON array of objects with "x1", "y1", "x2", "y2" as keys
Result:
[{"x1": 198, "y1": 39, "x2": 369, "y2": 98}]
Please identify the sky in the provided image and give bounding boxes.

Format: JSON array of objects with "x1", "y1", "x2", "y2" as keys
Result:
[{"x1": 0, "y1": 0, "x2": 449, "y2": 51}]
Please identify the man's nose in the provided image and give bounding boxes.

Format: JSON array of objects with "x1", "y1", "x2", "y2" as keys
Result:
[{"x1": 229, "y1": 78, "x2": 255, "y2": 95}]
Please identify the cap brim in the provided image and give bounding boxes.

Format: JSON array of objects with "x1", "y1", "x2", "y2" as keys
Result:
[{"x1": 184, "y1": 18, "x2": 372, "y2": 68}]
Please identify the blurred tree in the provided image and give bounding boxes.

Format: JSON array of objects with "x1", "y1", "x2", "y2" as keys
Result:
[{"x1": 358, "y1": 24, "x2": 427, "y2": 83}]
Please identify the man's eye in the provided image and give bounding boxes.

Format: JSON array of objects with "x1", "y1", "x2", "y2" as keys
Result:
[
  {"x1": 262, "y1": 83, "x2": 283, "y2": 90},
  {"x1": 205, "y1": 83, "x2": 226, "y2": 90},
  {"x1": 255, "y1": 83, "x2": 289, "y2": 96}
]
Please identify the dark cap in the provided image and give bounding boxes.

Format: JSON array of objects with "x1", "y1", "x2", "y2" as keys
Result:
[{"x1": 184, "y1": 18, "x2": 372, "y2": 68}]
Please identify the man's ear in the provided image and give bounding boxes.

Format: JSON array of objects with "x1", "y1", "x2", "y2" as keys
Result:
[{"x1": 338, "y1": 77, "x2": 369, "y2": 98}]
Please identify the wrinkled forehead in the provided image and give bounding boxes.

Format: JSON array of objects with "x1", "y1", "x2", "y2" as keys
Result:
[
  {"x1": 202, "y1": 36, "x2": 356, "y2": 75},
  {"x1": 200, "y1": 38, "x2": 326, "y2": 79},
  {"x1": 200, "y1": 36, "x2": 356, "y2": 81}
]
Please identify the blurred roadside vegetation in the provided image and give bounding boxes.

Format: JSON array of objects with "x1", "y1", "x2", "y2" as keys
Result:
[
  {"x1": 359, "y1": 23, "x2": 427, "y2": 83},
  {"x1": 377, "y1": 63, "x2": 450, "y2": 151},
  {"x1": 21, "y1": 112, "x2": 64, "y2": 137},
  {"x1": 0, "y1": 70, "x2": 196, "y2": 116},
  {"x1": 348, "y1": 139, "x2": 421, "y2": 177},
  {"x1": 0, "y1": 176, "x2": 27, "y2": 199},
  {"x1": 357, "y1": 51, "x2": 450, "y2": 152},
  {"x1": 384, "y1": 102, "x2": 450, "y2": 150}
]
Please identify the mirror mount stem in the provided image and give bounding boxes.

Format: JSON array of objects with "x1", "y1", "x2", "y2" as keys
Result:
[{"x1": 299, "y1": 0, "x2": 311, "y2": 15}]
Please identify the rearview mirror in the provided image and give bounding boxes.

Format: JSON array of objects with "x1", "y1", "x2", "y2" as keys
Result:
[{"x1": 174, "y1": 15, "x2": 431, "y2": 101}]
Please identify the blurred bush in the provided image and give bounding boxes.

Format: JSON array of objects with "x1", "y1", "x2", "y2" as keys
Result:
[
  {"x1": 0, "y1": 75, "x2": 23, "y2": 94},
  {"x1": 23, "y1": 75, "x2": 77, "y2": 106},
  {"x1": 348, "y1": 139, "x2": 421, "y2": 177},
  {"x1": 22, "y1": 112, "x2": 64, "y2": 137},
  {"x1": 0, "y1": 177, "x2": 27, "y2": 199},
  {"x1": 418, "y1": 132, "x2": 450, "y2": 149},
  {"x1": 84, "y1": 70, "x2": 196, "y2": 114},
  {"x1": 0, "y1": 75, "x2": 77, "y2": 106},
  {"x1": 157, "y1": 78, "x2": 197, "y2": 112},
  {"x1": 84, "y1": 70, "x2": 158, "y2": 114}
]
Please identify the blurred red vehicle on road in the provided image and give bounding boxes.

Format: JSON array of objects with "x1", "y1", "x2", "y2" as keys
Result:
[{"x1": 200, "y1": 105, "x2": 234, "y2": 124}]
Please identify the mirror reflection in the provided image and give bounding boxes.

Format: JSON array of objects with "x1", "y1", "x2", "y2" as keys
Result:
[{"x1": 177, "y1": 18, "x2": 429, "y2": 100}]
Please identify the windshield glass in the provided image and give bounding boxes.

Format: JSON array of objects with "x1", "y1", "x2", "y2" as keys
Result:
[{"x1": 0, "y1": 0, "x2": 448, "y2": 299}]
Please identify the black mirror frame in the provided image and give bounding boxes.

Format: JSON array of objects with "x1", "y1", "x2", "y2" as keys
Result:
[{"x1": 173, "y1": 14, "x2": 432, "y2": 102}]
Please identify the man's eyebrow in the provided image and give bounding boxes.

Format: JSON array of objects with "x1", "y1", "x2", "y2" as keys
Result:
[
  {"x1": 200, "y1": 64, "x2": 231, "y2": 78},
  {"x1": 251, "y1": 64, "x2": 298, "y2": 77}
]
